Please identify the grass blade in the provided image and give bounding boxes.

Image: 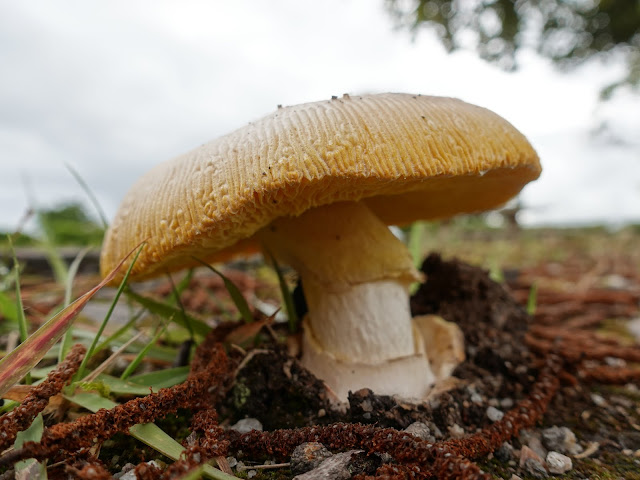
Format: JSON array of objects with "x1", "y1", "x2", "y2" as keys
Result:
[
  {"x1": 167, "y1": 273, "x2": 194, "y2": 339},
  {"x1": 269, "y1": 253, "x2": 298, "y2": 333},
  {"x1": 181, "y1": 467, "x2": 207, "y2": 480},
  {"x1": 0, "y1": 400, "x2": 19, "y2": 414},
  {"x1": 527, "y1": 281, "x2": 538, "y2": 316},
  {"x1": 0, "y1": 244, "x2": 140, "y2": 397},
  {"x1": 120, "y1": 324, "x2": 167, "y2": 380},
  {"x1": 0, "y1": 289, "x2": 19, "y2": 324},
  {"x1": 63, "y1": 247, "x2": 92, "y2": 307},
  {"x1": 67, "y1": 393, "x2": 238, "y2": 479},
  {"x1": 8, "y1": 237, "x2": 31, "y2": 384},
  {"x1": 76, "y1": 244, "x2": 145, "y2": 380},
  {"x1": 93, "y1": 308, "x2": 145, "y2": 356},
  {"x1": 59, "y1": 246, "x2": 92, "y2": 361},
  {"x1": 14, "y1": 412, "x2": 46, "y2": 479},
  {"x1": 7, "y1": 237, "x2": 28, "y2": 344},
  {"x1": 92, "y1": 367, "x2": 189, "y2": 395},
  {"x1": 166, "y1": 269, "x2": 194, "y2": 306},
  {"x1": 82, "y1": 331, "x2": 145, "y2": 383},
  {"x1": 37, "y1": 237, "x2": 69, "y2": 287},
  {"x1": 192, "y1": 259, "x2": 253, "y2": 324},
  {"x1": 407, "y1": 222, "x2": 428, "y2": 294},
  {"x1": 126, "y1": 290, "x2": 210, "y2": 337},
  {"x1": 128, "y1": 366, "x2": 190, "y2": 388},
  {"x1": 64, "y1": 162, "x2": 109, "y2": 229},
  {"x1": 408, "y1": 221, "x2": 425, "y2": 268}
]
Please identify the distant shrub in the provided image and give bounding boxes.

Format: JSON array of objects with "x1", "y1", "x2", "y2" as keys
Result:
[{"x1": 37, "y1": 203, "x2": 105, "y2": 246}]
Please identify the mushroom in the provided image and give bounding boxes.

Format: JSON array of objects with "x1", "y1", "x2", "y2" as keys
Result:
[{"x1": 101, "y1": 93, "x2": 541, "y2": 400}]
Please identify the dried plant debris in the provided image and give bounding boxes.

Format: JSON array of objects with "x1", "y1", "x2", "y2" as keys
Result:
[
  {"x1": 0, "y1": 343, "x2": 86, "y2": 451},
  {"x1": 1, "y1": 254, "x2": 638, "y2": 479},
  {"x1": 0, "y1": 339, "x2": 234, "y2": 470}
]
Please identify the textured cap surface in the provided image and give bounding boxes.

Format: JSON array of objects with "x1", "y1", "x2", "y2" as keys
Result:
[{"x1": 101, "y1": 93, "x2": 541, "y2": 281}]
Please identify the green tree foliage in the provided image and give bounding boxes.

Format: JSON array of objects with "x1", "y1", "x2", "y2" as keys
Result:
[
  {"x1": 385, "y1": 0, "x2": 640, "y2": 97},
  {"x1": 0, "y1": 232, "x2": 35, "y2": 247},
  {"x1": 37, "y1": 203, "x2": 105, "y2": 246},
  {"x1": 1, "y1": 203, "x2": 105, "y2": 248}
]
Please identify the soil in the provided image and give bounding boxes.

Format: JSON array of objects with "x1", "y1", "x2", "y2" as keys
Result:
[
  {"x1": 223, "y1": 253, "x2": 640, "y2": 479},
  {"x1": 1, "y1": 246, "x2": 639, "y2": 479}
]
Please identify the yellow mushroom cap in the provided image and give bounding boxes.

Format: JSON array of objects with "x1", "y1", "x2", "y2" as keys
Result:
[{"x1": 101, "y1": 93, "x2": 541, "y2": 281}]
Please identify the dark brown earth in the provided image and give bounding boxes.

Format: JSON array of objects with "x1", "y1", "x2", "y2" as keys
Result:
[
  {"x1": 1, "y1": 248, "x2": 639, "y2": 479},
  {"x1": 225, "y1": 253, "x2": 640, "y2": 479}
]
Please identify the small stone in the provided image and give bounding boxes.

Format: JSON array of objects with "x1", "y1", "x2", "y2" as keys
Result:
[
  {"x1": 471, "y1": 392, "x2": 483, "y2": 404},
  {"x1": 247, "y1": 470, "x2": 257, "y2": 478},
  {"x1": 118, "y1": 461, "x2": 161, "y2": 480},
  {"x1": 431, "y1": 423, "x2": 444, "y2": 439},
  {"x1": 523, "y1": 458, "x2": 548, "y2": 478},
  {"x1": 604, "y1": 356, "x2": 626, "y2": 367},
  {"x1": 628, "y1": 317, "x2": 640, "y2": 342},
  {"x1": 590, "y1": 393, "x2": 606, "y2": 407},
  {"x1": 519, "y1": 430, "x2": 547, "y2": 459},
  {"x1": 226, "y1": 457, "x2": 238, "y2": 468},
  {"x1": 520, "y1": 446, "x2": 547, "y2": 478},
  {"x1": 376, "y1": 452, "x2": 394, "y2": 463},
  {"x1": 604, "y1": 273, "x2": 629, "y2": 289},
  {"x1": 230, "y1": 418, "x2": 263, "y2": 434},
  {"x1": 348, "y1": 450, "x2": 380, "y2": 476},
  {"x1": 293, "y1": 450, "x2": 362, "y2": 480},
  {"x1": 542, "y1": 426, "x2": 583, "y2": 456},
  {"x1": 495, "y1": 442, "x2": 514, "y2": 462},
  {"x1": 113, "y1": 463, "x2": 135, "y2": 479},
  {"x1": 546, "y1": 451, "x2": 572, "y2": 474},
  {"x1": 360, "y1": 399, "x2": 373, "y2": 412},
  {"x1": 519, "y1": 445, "x2": 544, "y2": 466},
  {"x1": 500, "y1": 397, "x2": 514, "y2": 409},
  {"x1": 487, "y1": 406, "x2": 504, "y2": 422},
  {"x1": 291, "y1": 442, "x2": 333, "y2": 475},
  {"x1": 184, "y1": 431, "x2": 197, "y2": 447},
  {"x1": 611, "y1": 394, "x2": 634, "y2": 408},
  {"x1": 404, "y1": 422, "x2": 433, "y2": 441},
  {"x1": 510, "y1": 475, "x2": 523, "y2": 480},
  {"x1": 448, "y1": 423, "x2": 465, "y2": 438}
]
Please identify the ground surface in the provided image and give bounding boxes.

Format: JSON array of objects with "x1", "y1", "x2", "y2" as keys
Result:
[{"x1": 1, "y1": 225, "x2": 639, "y2": 479}]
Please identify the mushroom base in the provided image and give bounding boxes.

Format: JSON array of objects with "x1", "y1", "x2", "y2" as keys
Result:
[{"x1": 301, "y1": 313, "x2": 465, "y2": 401}]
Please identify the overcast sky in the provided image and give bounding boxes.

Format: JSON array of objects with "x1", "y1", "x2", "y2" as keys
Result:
[{"x1": 1, "y1": 0, "x2": 639, "y2": 232}]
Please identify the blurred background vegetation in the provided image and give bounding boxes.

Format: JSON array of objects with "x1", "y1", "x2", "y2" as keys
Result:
[
  {"x1": 2, "y1": 197, "x2": 638, "y2": 280},
  {"x1": 385, "y1": 0, "x2": 640, "y2": 98},
  {"x1": 0, "y1": 203, "x2": 105, "y2": 248}
]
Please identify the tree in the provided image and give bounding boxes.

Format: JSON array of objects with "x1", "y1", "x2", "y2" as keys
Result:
[
  {"x1": 37, "y1": 203, "x2": 105, "y2": 246},
  {"x1": 385, "y1": 0, "x2": 640, "y2": 98}
]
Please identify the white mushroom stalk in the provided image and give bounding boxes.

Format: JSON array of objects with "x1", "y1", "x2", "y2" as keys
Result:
[{"x1": 258, "y1": 201, "x2": 461, "y2": 400}]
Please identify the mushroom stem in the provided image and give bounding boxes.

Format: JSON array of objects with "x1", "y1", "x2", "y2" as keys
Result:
[{"x1": 258, "y1": 201, "x2": 440, "y2": 398}]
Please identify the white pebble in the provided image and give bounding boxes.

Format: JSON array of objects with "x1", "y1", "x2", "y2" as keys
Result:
[
  {"x1": 547, "y1": 451, "x2": 572, "y2": 474},
  {"x1": 230, "y1": 418, "x2": 263, "y2": 433},
  {"x1": 487, "y1": 406, "x2": 504, "y2": 422}
]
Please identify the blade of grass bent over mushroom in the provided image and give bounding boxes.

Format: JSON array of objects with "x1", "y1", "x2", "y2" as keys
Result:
[{"x1": 100, "y1": 93, "x2": 541, "y2": 400}]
